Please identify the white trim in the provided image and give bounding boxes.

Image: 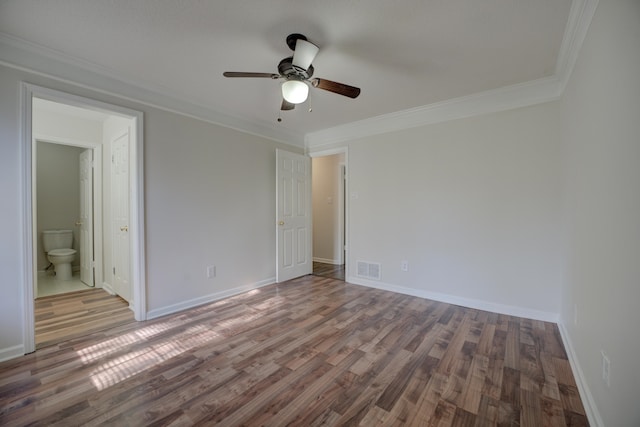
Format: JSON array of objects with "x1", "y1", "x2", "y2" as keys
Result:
[
  {"x1": 20, "y1": 83, "x2": 35, "y2": 354},
  {"x1": 306, "y1": 77, "x2": 562, "y2": 148},
  {"x1": 129, "y1": 113, "x2": 147, "y2": 321},
  {"x1": 0, "y1": 345, "x2": 26, "y2": 363},
  {"x1": 313, "y1": 257, "x2": 342, "y2": 265},
  {"x1": 101, "y1": 282, "x2": 116, "y2": 296},
  {"x1": 307, "y1": 147, "x2": 349, "y2": 158},
  {"x1": 0, "y1": 33, "x2": 304, "y2": 148},
  {"x1": 33, "y1": 134, "x2": 96, "y2": 148},
  {"x1": 557, "y1": 322, "x2": 604, "y2": 427},
  {"x1": 347, "y1": 275, "x2": 559, "y2": 323},
  {"x1": 308, "y1": 147, "x2": 350, "y2": 280},
  {"x1": 1, "y1": 0, "x2": 598, "y2": 151},
  {"x1": 337, "y1": 163, "x2": 345, "y2": 266},
  {"x1": 303, "y1": 0, "x2": 599, "y2": 149},
  {"x1": 146, "y1": 278, "x2": 275, "y2": 320},
  {"x1": 20, "y1": 83, "x2": 147, "y2": 358},
  {"x1": 555, "y1": 0, "x2": 600, "y2": 90}
]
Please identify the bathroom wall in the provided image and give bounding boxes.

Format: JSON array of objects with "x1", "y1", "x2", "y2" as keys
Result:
[{"x1": 36, "y1": 141, "x2": 86, "y2": 271}]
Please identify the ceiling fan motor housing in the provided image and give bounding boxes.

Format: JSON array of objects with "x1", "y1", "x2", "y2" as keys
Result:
[
  {"x1": 278, "y1": 57, "x2": 314, "y2": 81},
  {"x1": 223, "y1": 32, "x2": 360, "y2": 107}
]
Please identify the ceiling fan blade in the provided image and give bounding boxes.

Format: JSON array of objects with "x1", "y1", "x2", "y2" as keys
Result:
[
  {"x1": 312, "y1": 78, "x2": 361, "y2": 99},
  {"x1": 223, "y1": 72, "x2": 279, "y2": 79},
  {"x1": 292, "y1": 39, "x2": 319, "y2": 71},
  {"x1": 281, "y1": 99, "x2": 295, "y2": 111}
]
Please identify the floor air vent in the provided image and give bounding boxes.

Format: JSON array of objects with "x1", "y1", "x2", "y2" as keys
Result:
[{"x1": 356, "y1": 261, "x2": 381, "y2": 280}]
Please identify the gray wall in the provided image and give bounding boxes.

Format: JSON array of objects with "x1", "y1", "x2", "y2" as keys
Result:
[
  {"x1": 559, "y1": 0, "x2": 640, "y2": 425},
  {"x1": 0, "y1": 64, "x2": 301, "y2": 358},
  {"x1": 1, "y1": 2, "x2": 639, "y2": 423},
  {"x1": 344, "y1": 101, "x2": 564, "y2": 318}
]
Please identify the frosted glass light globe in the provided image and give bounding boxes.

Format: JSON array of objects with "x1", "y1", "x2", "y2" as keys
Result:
[{"x1": 282, "y1": 80, "x2": 309, "y2": 104}]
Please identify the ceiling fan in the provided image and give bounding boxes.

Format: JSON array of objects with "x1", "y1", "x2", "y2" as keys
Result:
[{"x1": 223, "y1": 33, "x2": 361, "y2": 111}]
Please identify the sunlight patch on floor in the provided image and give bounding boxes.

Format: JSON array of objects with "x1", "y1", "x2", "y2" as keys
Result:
[
  {"x1": 88, "y1": 325, "x2": 220, "y2": 391},
  {"x1": 77, "y1": 321, "x2": 177, "y2": 363}
]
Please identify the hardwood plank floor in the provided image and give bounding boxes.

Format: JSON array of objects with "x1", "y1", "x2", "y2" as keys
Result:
[
  {"x1": 313, "y1": 261, "x2": 345, "y2": 281},
  {"x1": 1, "y1": 276, "x2": 588, "y2": 426},
  {"x1": 35, "y1": 288, "x2": 134, "y2": 349}
]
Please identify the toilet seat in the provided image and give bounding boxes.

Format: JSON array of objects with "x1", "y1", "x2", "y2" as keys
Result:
[{"x1": 48, "y1": 248, "x2": 76, "y2": 257}]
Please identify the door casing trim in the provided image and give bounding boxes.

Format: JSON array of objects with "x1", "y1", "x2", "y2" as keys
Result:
[
  {"x1": 308, "y1": 147, "x2": 349, "y2": 279},
  {"x1": 20, "y1": 82, "x2": 146, "y2": 354}
]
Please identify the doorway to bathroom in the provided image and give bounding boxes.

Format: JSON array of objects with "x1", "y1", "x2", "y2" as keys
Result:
[
  {"x1": 21, "y1": 83, "x2": 146, "y2": 354},
  {"x1": 35, "y1": 140, "x2": 97, "y2": 297}
]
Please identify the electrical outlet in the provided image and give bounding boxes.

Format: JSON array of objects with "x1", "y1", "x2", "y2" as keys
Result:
[
  {"x1": 401, "y1": 260, "x2": 409, "y2": 272},
  {"x1": 601, "y1": 350, "x2": 610, "y2": 387},
  {"x1": 206, "y1": 265, "x2": 216, "y2": 279}
]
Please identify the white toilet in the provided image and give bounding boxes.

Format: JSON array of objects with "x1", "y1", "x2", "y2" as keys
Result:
[{"x1": 42, "y1": 230, "x2": 77, "y2": 281}]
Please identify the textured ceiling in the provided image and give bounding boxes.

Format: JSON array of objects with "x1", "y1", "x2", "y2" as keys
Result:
[{"x1": 0, "y1": 0, "x2": 573, "y2": 140}]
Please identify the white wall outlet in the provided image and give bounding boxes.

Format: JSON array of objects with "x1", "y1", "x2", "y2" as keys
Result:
[
  {"x1": 401, "y1": 260, "x2": 409, "y2": 272},
  {"x1": 601, "y1": 350, "x2": 610, "y2": 387},
  {"x1": 206, "y1": 265, "x2": 216, "y2": 278}
]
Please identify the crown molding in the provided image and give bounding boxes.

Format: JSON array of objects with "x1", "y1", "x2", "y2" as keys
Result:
[
  {"x1": 0, "y1": 32, "x2": 305, "y2": 147},
  {"x1": 306, "y1": 0, "x2": 599, "y2": 149},
  {"x1": 555, "y1": 0, "x2": 599, "y2": 90},
  {"x1": 306, "y1": 76, "x2": 563, "y2": 148},
  {"x1": 0, "y1": 0, "x2": 598, "y2": 150}
]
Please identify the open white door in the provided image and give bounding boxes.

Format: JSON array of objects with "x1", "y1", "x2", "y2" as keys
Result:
[
  {"x1": 79, "y1": 149, "x2": 94, "y2": 286},
  {"x1": 276, "y1": 149, "x2": 312, "y2": 282},
  {"x1": 111, "y1": 129, "x2": 131, "y2": 302}
]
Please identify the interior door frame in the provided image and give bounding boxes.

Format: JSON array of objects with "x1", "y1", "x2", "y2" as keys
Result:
[
  {"x1": 34, "y1": 137, "x2": 102, "y2": 293},
  {"x1": 21, "y1": 83, "x2": 147, "y2": 354},
  {"x1": 308, "y1": 147, "x2": 349, "y2": 278},
  {"x1": 78, "y1": 147, "x2": 95, "y2": 287}
]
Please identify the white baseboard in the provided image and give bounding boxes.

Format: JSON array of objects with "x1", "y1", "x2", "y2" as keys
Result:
[
  {"x1": 346, "y1": 275, "x2": 559, "y2": 322},
  {"x1": 146, "y1": 277, "x2": 276, "y2": 320},
  {"x1": 557, "y1": 322, "x2": 604, "y2": 427},
  {"x1": 0, "y1": 344, "x2": 25, "y2": 362},
  {"x1": 101, "y1": 282, "x2": 115, "y2": 295},
  {"x1": 313, "y1": 257, "x2": 343, "y2": 265}
]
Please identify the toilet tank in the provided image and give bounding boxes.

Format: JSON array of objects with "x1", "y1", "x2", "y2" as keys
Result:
[{"x1": 42, "y1": 230, "x2": 73, "y2": 252}]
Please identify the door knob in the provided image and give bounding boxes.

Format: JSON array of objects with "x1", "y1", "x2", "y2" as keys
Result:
[
  {"x1": 120, "y1": 226, "x2": 128, "y2": 232},
  {"x1": 278, "y1": 221, "x2": 285, "y2": 226},
  {"x1": 75, "y1": 221, "x2": 83, "y2": 226}
]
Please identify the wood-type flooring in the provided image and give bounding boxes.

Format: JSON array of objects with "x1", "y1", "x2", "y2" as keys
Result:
[
  {"x1": 313, "y1": 261, "x2": 346, "y2": 281},
  {"x1": 0, "y1": 275, "x2": 588, "y2": 426},
  {"x1": 35, "y1": 288, "x2": 134, "y2": 349}
]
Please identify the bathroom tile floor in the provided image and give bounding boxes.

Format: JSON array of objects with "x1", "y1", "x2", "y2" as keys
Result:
[{"x1": 37, "y1": 271, "x2": 93, "y2": 298}]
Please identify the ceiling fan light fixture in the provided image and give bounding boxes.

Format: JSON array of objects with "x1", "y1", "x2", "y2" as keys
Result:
[{"x1": 282, "y1": 80, "x2": 309, "y2": 104}]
